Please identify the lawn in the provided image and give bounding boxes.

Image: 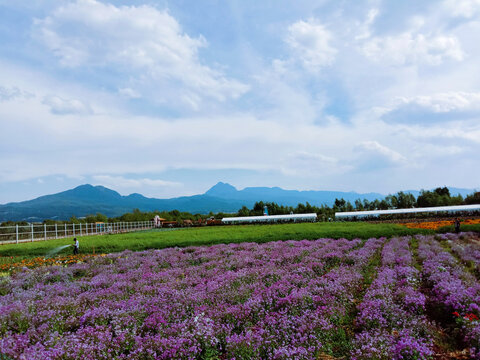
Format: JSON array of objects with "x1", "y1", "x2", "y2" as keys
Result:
[{"x1": 0, "y1": 222, "x2": 433, "y2": 261}]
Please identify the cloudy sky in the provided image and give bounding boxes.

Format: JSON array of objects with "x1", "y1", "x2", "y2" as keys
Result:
[{"x1": 1, "y1": 0, "x2": 480, "y2": 203}]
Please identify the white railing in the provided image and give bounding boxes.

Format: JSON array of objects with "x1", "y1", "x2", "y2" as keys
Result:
[{"x1": 0, "y1": 221, "x2": 155, "y2": 245}]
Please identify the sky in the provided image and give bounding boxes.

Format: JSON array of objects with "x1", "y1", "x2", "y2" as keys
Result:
[{"x1": 1, "y1": 0, "x2": 480, "y2": 204}]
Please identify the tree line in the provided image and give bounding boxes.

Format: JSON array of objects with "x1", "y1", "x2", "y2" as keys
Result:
[
  {"x1": 332, "y1": 187, "x2": 480, "y2": 212},
  {"x1": 1, "y1": 187, "x2": 479, "y2": 226}
]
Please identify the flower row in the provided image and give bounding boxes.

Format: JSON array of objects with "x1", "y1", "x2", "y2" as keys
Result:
[
  {"x1": 352, "y1": 237, "x2": 433, "y2": 360},
  {"x1": 400, "y1": 218, "x2": 480, "y2": 230},
  {"x1": 0, "y1": 238, "x2": 385, "y2": 359},
  {"x1": 0, "y1": 254, "x2": 97, "y2": 272},
  {"x1": 440, "y1": 232, "x2": 480, "y2": 272},
  {"x1": 417, "y1": 235, "x2": 480, "y2": 359}
]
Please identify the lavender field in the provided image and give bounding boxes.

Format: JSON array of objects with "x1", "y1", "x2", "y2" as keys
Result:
[{"x1": 1, "y1": 234, "x2": 479, "y2": 359}]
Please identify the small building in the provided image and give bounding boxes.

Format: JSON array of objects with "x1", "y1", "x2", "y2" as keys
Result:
[
  {"x1": 162, "y1": 221, "x2": 178, "y2": 228},
  {"x1": 153, "y1": 216, "x2": 167, "y2": 228},
  {"x1": 183, "y1": 219, "x2": 193, "y2": 226}
]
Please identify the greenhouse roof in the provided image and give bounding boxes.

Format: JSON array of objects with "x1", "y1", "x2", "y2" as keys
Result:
[
  {"x1": 222, "y1": 213, "x2": 317, "y2": 223},
  {"x1": 335, "y1": 204, "x2": 480, "y2": 218}
]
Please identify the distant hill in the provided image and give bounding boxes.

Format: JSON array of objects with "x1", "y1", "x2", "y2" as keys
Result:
[
  {"x1": 0, "y1": 182, "x2": 476, "y2": 222},
  {"x1": 403, "y1": 187, "x2": 475, "y2": 198},
  {"x1": 0, "y1": 184, "x2": 245, "y2": 222},
  {"x1": 205, "y1": 182, "x2": 384, "y2": 207}
]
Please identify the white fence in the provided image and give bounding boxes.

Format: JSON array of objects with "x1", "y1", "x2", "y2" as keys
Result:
[{"x1": 0, "y1": 221, "x2": 155, "y2": 245}]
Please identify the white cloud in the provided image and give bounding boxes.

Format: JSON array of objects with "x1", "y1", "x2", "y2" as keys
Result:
[
  {"x1": 33, "y1": 0, "x2": 248, "y2": 107},
  {"x1": 279, "y1": 151, "x2": 351, "y2": 178},
  {"x1": 362, "y1": 32, "x2": 464, "y2": 66},
  {"x1": 285, "y1": 19, "x2": 337, "y2": 71},
  {"x1": 42, "y1": 95, "x2": 91, "y2": 115},
  {"x1": 118, "y1": 88, "x2": 141, "y2": 99},
  {"x1": 380, "y1": 92, "x2": 480, "y2": 123},
  {"x1": 355, "y1": 8, "x2": 380, "y2": 40},
  {"x1": 3, "y1": 1, "x2": 480, "y2": 200},
  {"x1": 0, "y1": 86, "x2": 32, "y2": 101},
  {"x1": 92, "y1": 175, "x2": 181, "y2": 190},
  {"x1": 354, "y1": 141, "x2": 407, "y2": 170},
  {"x1": 443, "y1": 0, "x2": 480, "y2": 18},
  {"x1": 397, "y1": 92, "x2": 480, "y2": 112},
  {"x1": 292, "y1": 151, "x2": 338, "y2": 164}
]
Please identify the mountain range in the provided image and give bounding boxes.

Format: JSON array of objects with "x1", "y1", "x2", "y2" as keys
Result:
[{"x1": 0, "y1": 182, "x2": 476, "y2": 222}]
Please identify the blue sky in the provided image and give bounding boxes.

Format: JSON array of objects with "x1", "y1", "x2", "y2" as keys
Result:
[{"x1": 1, "y1": 0, "x2": 480, "y2": 203}]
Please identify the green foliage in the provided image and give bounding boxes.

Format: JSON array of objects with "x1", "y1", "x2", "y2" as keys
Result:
[
  {"x1": 417, "y1": 187, "x2": 463, "y2": 208},
  {"x1": 437, "y1": 223, "x2": 480, "y2": 233},
  {"x1": 237, "y1": 206, "x2": 250, "y2": 217},
  {"x1": 243, "y1": 201, "x2": 335, "y2": 220},
  {"x1": 465, "y1": 191, "x2": 480, "y2": 205}
]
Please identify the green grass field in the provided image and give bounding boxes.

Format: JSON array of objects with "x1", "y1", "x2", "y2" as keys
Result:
[
  {"x1": 437, "y1": 223, "x2": 480, "y2": 233},
  {"x1": 0, "y1": 222, "x2": 434, "y2": 261}
]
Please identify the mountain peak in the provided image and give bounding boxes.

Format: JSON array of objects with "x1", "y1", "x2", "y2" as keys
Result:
[
  {"x1": 205, "y1": 182, "x2": 238, "y2": 197},
  {"x1": 65, "y1": 184, "x2": 122, "y2": 199}
]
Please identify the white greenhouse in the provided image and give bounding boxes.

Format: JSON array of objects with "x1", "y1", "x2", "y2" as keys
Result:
[
  {"x1": 335, "y1": 204, "x2": 480, "y2": 219},
  {"x1": 222, "y1": 213, "x2": 317, "y2": 224}
]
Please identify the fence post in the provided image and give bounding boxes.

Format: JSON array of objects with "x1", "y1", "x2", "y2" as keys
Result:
[
  {"x1": 65, "y1": 223, "x2": 67, "y2": 237},
  {"x1": 31, "y1": 223, "x2": 34, "y2": 242},
  {"x1": 73, "y1": 223, "x2": 75, "y2": 237},
  {"x1": 16, "y1": 224, "x2": 18, "y2": 244},
  {"x1": 44, "y1": 224, "x2": 47, "y2": 241},
  {"x1": 86, "y1": 223, "x2": 88, "y2": 235},
  {"x1": 55, "y1": 223, "x2": 58, "y2": 239},
  {"x1": 80, "y1": 223, "x2": 82, "y2": 236}
]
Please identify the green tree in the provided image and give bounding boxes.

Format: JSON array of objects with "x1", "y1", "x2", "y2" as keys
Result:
[
  {"x1": 354, "y1": 199, "x2": 364, "y2": 211},
  {"x1": 396, "y1": 191, "x2": 416, "y2": 208},
  {"x1": 434, "y1": 187, "x2": 450, "y2": 197},
  {"x1": 252, "y1": 201, "x2": 266, "y2": 216},
  {"x1": 465, "y1": 191, "x2": 480, "y2": 205},
  {"x1": 95, "y1": 213, "x2": 108, "y2": 222},
  {"x1": 334, "y1": 198, "x2": 346, "y2": 211}
]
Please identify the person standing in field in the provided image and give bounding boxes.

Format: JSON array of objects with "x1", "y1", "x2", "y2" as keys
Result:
[
  {"x1": 73, "y1": 238, "x2": 79, "y2": 255},
  {"x1": 454, "y1": 218, "x2": 461, "y2": 233}
]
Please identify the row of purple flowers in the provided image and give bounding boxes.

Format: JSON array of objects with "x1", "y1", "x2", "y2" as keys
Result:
[
  {"x1": 442, "y1": 232, "x2": 480, "y2": 273},
  {"x1": 1, "y1": 234, "x2": 479, "y2": 359},
  {"x1": 352, "y1": 237, "x2": 434, "y2": 360},
  {"x1": 0, "y1": 237, "x2": 387, "y2": 359},
  {"x1": 417, "y1": 234, "x2": 480, "y2": 359}
]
